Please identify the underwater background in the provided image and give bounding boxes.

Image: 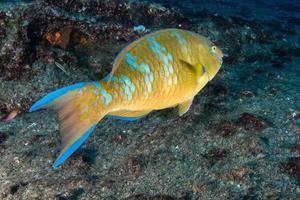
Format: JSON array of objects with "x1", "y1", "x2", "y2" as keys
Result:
[{"x1": 0, "y1": 0, "x2": 299, "y2": 199}]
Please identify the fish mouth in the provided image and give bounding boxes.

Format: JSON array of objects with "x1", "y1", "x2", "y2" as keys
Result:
[
  {"x1": 219, "y1": 49, "x2": 227, "y2": 58},
  {"x1": 221, "y1": 52, "x2": 228, "y2": 58},
  {"x1": 217, "y1": 50, "x2": 227, "y2": 63}
]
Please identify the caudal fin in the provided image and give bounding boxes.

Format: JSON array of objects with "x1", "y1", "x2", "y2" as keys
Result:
[{"x1": 29, "y1": 82, "x2": 104, "y2": 168}]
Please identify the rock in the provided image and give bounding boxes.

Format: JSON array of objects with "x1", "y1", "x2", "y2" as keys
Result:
[
  {"x1": 238, "y1": 90, "x2": 254, "y2": 97},
  {"x1": 124, "y1": 194, "x2": 180, "y2": 200},
  {"x1": 281, "y1": 158, "x2": 300, "y2": 179},
  {"x1": 114, "y1": 134, "x2": 126, "y2": 142},
  {"x1": 0, "y1": 132, "x2": 9, "y2": 144},
  {"x1": 214, "y1": 84, "x2": 228, "y2": 96},
  {"x1": 215, "y1": 120, "x2": 239, "y2": 137},
  {"x1": 226, "y1": 167, "x2": 251, "y2": 181},
  {"x1": 290, "y1": 144, "x2": 300, "y2": 157},
  {"x1": 9, "y1": 184, "x2": 19, "y2": 195},
  {"x1": 207, "y1": 147, "x2": 228, "y2": 159},
  {"x1": 238, "y1": 113, "x2": 268, "y2": 131}
]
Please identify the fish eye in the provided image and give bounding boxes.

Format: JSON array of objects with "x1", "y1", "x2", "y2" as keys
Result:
[{"x1": 211, "y1": 46, "x2": 217, "y2": 53}]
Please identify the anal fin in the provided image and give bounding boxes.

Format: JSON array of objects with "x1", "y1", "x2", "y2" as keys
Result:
[
  {"x1": 106, "y1": 110, "x2": 151, "y2": 121},
  {"x1": 178, "y1": 98, "x2": 194, "y2": 116}
]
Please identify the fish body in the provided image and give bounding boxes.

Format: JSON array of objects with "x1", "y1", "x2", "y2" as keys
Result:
[{"x1": 29, "y1": 28, "x2": 223, "y2": 167}]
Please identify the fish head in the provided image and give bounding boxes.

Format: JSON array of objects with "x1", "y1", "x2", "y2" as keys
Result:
[{"x1": 200, "y1": 40, "x2": 224, "y2": 80}]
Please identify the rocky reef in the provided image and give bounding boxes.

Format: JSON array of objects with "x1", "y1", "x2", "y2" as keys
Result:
[{"x1": 0, "y1": 0, "x2": 299, "y2": 199}]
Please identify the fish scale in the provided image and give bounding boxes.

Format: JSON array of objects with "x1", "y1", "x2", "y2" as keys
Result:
[{"x1": 29, "y1": 28, "x2": 224, "y2": 167}]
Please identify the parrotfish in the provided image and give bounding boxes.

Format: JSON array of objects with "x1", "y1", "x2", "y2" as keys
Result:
[{"x1": 29, "y1": 28, "x2": 224, "y2": 167}]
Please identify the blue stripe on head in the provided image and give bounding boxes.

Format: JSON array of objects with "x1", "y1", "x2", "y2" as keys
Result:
[
  {"x1": 29, "y1": 82, "x2": 86, "y2": 112},
  {"x1": 52, "y1": 124, "x2": 97, "y2": 168}
]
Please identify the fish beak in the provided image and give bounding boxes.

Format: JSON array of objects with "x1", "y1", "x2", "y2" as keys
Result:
[
  {"x1": 221, "y1": 52, "x2": 228, "y2": 57},
  {"x1": 218, "y1": 49, "x2": 227, "y2": 58},
  {"x1": 217, "y1": 49, "x2": 227, "y2": 62}
]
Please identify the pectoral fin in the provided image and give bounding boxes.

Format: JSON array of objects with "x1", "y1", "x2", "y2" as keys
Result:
[
  {"x1": 179, "y1": 60, "x2": 206, "y2": 77},
  {"x1": 178, "y1": 98, "x2": 194, "y2": 116},
  {"x1": 106, "y1": 110, "x2": 151, "y2": 121}
]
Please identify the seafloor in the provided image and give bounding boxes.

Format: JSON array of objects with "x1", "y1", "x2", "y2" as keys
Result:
[{"x1": 0, "y1": 0, "x2": 299, "y2": 199}]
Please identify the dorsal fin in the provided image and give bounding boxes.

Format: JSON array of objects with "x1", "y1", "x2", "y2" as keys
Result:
[{"x1": 109, "y1": 29, "x2": 179, "y2": 82}]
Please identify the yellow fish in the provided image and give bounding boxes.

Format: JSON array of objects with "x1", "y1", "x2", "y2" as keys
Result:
[{"x1": 29, "y1": 28, "x2": 224, "y2": 167}]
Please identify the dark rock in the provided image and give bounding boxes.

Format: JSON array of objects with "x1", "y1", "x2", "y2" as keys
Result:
[
  {"x1": 271, "y1": 62, "x2": 285, "y2": 69},
  {"x1": 80, "y1": 148, "x2": 98, "y2": 165},
  {"x1": 238, "y1": 113, "x2": 268, "y2": 131},
  {"x1": 44, "y1": 0, "x2": 187, "y2": 27},
  {"x1": 30, "y1": 134, "x2": 45, "y2": 143},
  {"x1": 281, "y1": 158, "x2": 300, "y2": 179},
  {"x1": 202, "y1": 102, "x2": 228, "y2": 114},
  {"x1": 223, "y1": 54, "x2": 239, "y2": 65},
  {"x1": 55, "y1": 188, "x2": 84, "y2": 200},
  {"x1": 269, "y1": 87, "x2": 278, "y2": 95},
  {"x1": 65, "y1": 148, "x2": 98, "y2": 167},
  {"x1": 262, "y1": 20, "x2": 296, "y2": 35},
  {"x1": 0, "y1": 132, "x2": 9, "y2": 144},
  {"x1": 244, "y1": 54, "x2": 258, "y2": 63},
  {"x1": 114, "y1": 134, "x2": 127, "y2": 142},
  {"x1": 254, "y1": 67, "x2": 264, "y2": 73},
  {"x1": 119, "y1": 155, "x2": 145, "y2": 178},
  {"x1": 271, "y1": 45, "x2": 300, "y2": 58},
  {"x1": 214, "y1": 84, "x2": 228, "y2": 96},
  {"x1": 9, "y1": 182, "x2": 27, "y2": 195},
  {"x1": 290, "y1": 144, "x2": 300, "y2": 157},
  {"x1": 215, "y1": 120, "x2": 239, "y2": 137},
  {"x1": 211, "y1": 14, "x2": 232, "y2": 30},
  {"x1": 70, "y1": 188, "x2": 85, "y2": 200},
  {"x1": 20, "y1": 98, "x2": 33, "y2": 112},
  {"x1": 283, "y1": 16, "x2": 300, "y2": 26},
  {"x1": 239, "y1": 91, "x2": 254, "y2": 97},
  {"x1": 259, "y1": 136, "x2": 270, "y2": 147},
  {"x1": 207, "y1": 148, "x2": 228, "y2": 159},
  {"x1": 0, "y1": 40, "x2": 36, "y2": 80},
  {"x1": 226, "y1": 167, "x2": 251, "y2": 181},
  {"x1": 124, "y1": 194, "x2": 180, "y2": 200}
]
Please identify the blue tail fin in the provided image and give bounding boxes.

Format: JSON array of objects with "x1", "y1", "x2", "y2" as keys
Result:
[
  {"x1": 29, "y1": 82, "x2": 86, "y2": 112},
  {"x1": 29, "y1": 82, "x2": 103, "y2": 168}
]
